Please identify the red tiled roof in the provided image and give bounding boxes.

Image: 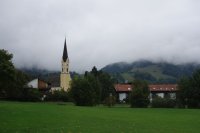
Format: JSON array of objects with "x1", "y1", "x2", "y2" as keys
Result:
[
  {"x1": 114, "y1": 84, "x2": 178, "y2": 92},
  {"x1": 149, "y1": 84, "x2": 178, "y2": 92},
  {"x1": 114, "y1": 84, "x2": 132, "y2": 92}
]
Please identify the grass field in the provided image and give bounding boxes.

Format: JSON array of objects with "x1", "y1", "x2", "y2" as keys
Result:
[{"x1": 0, "y1": 101, "x2": 200, "y2": 133}]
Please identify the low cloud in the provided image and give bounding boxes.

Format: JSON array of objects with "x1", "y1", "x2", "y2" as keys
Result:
[{"x1": 0, "y1": 0, "x2": 200, "y2": 72}]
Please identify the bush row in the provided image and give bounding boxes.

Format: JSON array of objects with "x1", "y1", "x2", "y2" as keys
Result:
[{"x1": 151, "y1": 97, "x2": 176, "y2": 108}]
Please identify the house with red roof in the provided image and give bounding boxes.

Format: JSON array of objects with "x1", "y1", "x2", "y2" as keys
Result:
[
  {"x1": 114, "y1": 84, "x2": 132, "y2": 102},
  {"x1": 149, "y1": 84, "x2": 177, "y2": 101},
  {"x1": 114, "y1": 84, "x2": 178, "y2": 102}
]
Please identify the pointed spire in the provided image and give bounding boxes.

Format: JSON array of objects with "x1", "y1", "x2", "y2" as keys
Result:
[{"x1": 62, "y1": 37, "x2": 68, "y2": 62}]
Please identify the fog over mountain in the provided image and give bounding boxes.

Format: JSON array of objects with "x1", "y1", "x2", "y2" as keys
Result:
[{"x1": 1, "y1": 0, "x2": 200, "y2": 72}]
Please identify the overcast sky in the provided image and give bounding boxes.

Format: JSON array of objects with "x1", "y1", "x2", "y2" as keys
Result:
[{"x1": 1, "y1": 0, "x2": 200, "y2": 72}]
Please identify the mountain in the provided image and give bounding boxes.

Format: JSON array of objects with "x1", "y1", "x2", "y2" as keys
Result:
[{"x1": 101, "y1": 60, "x2": 200, "y2": 83}]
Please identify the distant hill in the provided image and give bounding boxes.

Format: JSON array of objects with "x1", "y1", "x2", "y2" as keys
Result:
[{"x1": 101, "y1": 60, "x2": 200, "y2": 83}]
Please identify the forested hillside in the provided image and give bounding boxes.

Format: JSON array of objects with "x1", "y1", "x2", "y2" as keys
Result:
[{"x1": 101, "y1": 60, "x2": 200, "y2": 83}]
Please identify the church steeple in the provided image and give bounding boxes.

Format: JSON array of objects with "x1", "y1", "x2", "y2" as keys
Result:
[
  {"x1": 62, "y1": 38, "x2": 68, "y2": 62},
  {"x1": 60, "y1": 37, "x2": 71, "y2": 91}
]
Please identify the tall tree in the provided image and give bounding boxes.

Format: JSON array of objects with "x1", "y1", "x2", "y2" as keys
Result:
[
  {"x1": 71, "y1": 76, "x2": 96, "y2": 106},
  {"x1": 130, "y1": 80, "x2": 150, "y2": 108},
  {"x1": 91, "y1": 66, "x2": 98, "y2": 77},
  {"x1": 98, "y1": 72, "x2": 115, "y2": 101},
  {"x1": 0, "y1": 49, "x2": 28, "y2": 99},
  {"x1": 85, "y1": 73, "x2": 101, "y2": 104},
  {"x1": 178, "y1": 69, "x2": 200, "y2": 108},
  {"x1": 0, "y1": 49, "x2": 16, "y2": 97}
]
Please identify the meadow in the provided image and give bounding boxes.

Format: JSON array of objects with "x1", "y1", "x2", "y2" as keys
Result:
[{"x1": 0, "y1": 101, "x2": 200, "y2": 133}]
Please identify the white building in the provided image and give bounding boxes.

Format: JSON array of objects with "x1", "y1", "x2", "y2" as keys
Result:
[{"x1": 27, "y1": 78, "x2": 48, "y2": 89}]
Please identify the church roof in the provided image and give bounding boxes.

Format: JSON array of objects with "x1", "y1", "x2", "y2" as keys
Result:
[{"x1": 62, "y1": 38, "x2": 68, "y2": 62}]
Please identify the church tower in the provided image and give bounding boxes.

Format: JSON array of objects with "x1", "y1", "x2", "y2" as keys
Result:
[{"x1": 60, "y1": 38, "x2": 71, "y2": 91}]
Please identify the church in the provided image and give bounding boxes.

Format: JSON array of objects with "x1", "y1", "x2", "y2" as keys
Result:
[
  {"x1": 28, "y1": 38, "x2": 71, "y2": 92},
  {"x1": 50, "y1": 38, "x2": 71, "y2": 92},
  {"x1": 60, "y1": 38, "x2": 71, "y2": 91}
]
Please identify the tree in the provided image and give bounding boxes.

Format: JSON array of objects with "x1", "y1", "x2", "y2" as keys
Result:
[
  {"x1": 178, "y1": 69, "x2": 200, "y2": 108},
  {"x1": 85, "y1": 73, "x2": 101, "y2": 104},
  {"x1": 0, "y1": 49, "x2": 29, "y2": 99},
  {"x1": 0, "y1": 49, "x2": 15, "y2": 97},
  {"x1": 8, "y1": 70, "x2": 29, "y2": 99},
  {"x1": 98, "y1": 72, "x2": 115, "y2": 102},
  {"x1": 70, "y1": 76, "x2": 96, "y2": 106},
  {"x1": 90, "y1": 67, "x2": 116, "y2": 103},
  {"x1": 130, "y1": 80, "x2": 150, "y2": 108},
  {"x1": 91, "y1": 66, "x2": 98, "y2": 77},
  {"x1": 70, "y1": 67, "x2": 115, "y2": 106},
  {"x1": 177, "y1": 77, "x2": 191, "y2": 107}
]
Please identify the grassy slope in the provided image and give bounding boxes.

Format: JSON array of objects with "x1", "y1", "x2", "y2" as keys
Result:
[
  {"x1": 121, "y1": 65, "x2": 176, "y2": 82},
  {"x1": 131, "y1": 65, "x2": 175, "y2": 79},
  {"x1": 0, "y1": 101, "x2": 200, "y2": 133},
  {"x1": 121, "y1": 73, "x2": 134, "y2": 81}
]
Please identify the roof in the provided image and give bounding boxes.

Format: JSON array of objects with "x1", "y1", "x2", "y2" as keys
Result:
[
  {"x1": 62, "y1": 38, "x2": 68, "y2": 62},
  {"x1": 114, "y1": 84, "x2": 178, "y2": 92},
  {"x1": 28, "y1": 78, "x2": 48, "y2": 84},
  {"x1": 149, "y1": 84, "x2": 178, "y2": 92},
  {"x1": 114, "y1": 84, "x2": 132, "y2": 92}
]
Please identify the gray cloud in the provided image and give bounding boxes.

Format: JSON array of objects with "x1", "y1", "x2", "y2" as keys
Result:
[{"x1": 0, "y1": 0, "x2": 200, "y2": 72}]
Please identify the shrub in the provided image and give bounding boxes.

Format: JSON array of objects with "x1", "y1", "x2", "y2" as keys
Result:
[
  {"x1": 152, "y1": 97, "x2": 176, "y2": 108},
  {"x1": 70, "y1": 77, "x2": 96, "y2": 106},
  {"x1": 45, "y1": 90, "x2": 69, "y2": 102},
  {"x1": 104, "y1": 95, "x2": 116, "y2": 107},
  {"x1": 20, "y1": 88, "x2": 42, "y2": 102}
]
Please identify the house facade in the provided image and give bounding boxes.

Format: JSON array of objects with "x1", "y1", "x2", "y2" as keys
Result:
[
  {"x1": 114, "y1": 83, "x2": 178, "y2": 102},
  {"x1": 27, "y1": 78, "x2": 49, "y2": 90},
  {"x1": 115, "y1": 84, "x2": 132, "y2": 101},
  {"x1": 149, "y1": 84, "x2": 177, "y2": 101}
]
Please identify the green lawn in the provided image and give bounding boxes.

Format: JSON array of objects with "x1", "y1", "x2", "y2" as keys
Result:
[{"x1": 0, "y1": 101, "x2": 200, "y2": 133}]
